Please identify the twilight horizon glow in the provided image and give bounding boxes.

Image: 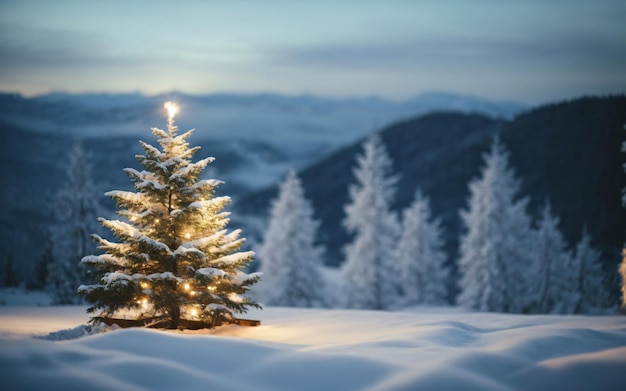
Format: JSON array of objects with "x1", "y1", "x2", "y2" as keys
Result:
[{"x1": 0, "y1": 0, "x2": 625, "y2": 105}]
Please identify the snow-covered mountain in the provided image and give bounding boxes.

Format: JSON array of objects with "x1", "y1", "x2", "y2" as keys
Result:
[
  {"x1": 0, "y1": 91, "x2": 524, "y2": 193},
  {"x1": 0, "y1": 91, "x2": 525, "y2": 286},
  {"x1": 234, "y1": 96, "x2": 626, "y2": 303}
]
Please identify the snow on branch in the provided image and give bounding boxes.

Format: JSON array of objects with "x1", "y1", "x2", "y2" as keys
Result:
[
  {"x1": 231, "y1": 271, "x2": 262, "y2": 285},
  {"x1": 173, "y1": 246, "x2": 205, "y2": 259},
  {"x1": 77, "y1": 284, "x2": 98, "y2": 294},
  {"x1": 139, "y1": 140, "x2": 164, "y2": 159},
  {"x1": 223, "y1": 229, "x2": 242, "y2": 242},
  {"x1": 196, "y1": 268, "x2": 228, "y2": 278},
  {"x1": 81, "y1": 254, "x2": 127, "y2": 266},
  {"x1": 189, "y1": 196, "x2": 231, "y2": 210},
  {"x1": 183, "y1": 230, "x2": 227, "y2": 248},
  {"x1": 176, "y1": 157, "x2": 215, "y2": 177},
  {"x1": 101, "y1": 272, "x2": 133, "y2": 287},
  {"x1": 124, "y1": 168, "x2": 167, "y2": 190},
  {"x1": 207, "y1": 303, "x2": 229, "y2": 311},
  {"x1": 99, "y1": 218, "x2": 172, "y2": 255},
  {"x1": 137, "y1": 235, "x2": 172, "y2": 255},
  {"x1": 145, "y1": 272, "x2": 177, "y2": 281},
  {"x1": 212, "y1": 251, "x2": 255, "y2": 266},
  {"x1": 100, "y1": 218, "x2": 141, "y2": 238},
  {"x1": 105, "y1": 191, "x2": 148, "y2": 204},
  {"x1": 160, "y1": 156, "x2": 185, "y2": 170},
  {"x1": 176, "y1": 129, "x2": 196, "y2": 142},
  {"x1": 184, "y1": 179, "x2": 224, "y2": 192},
  {"x1": 151, "y1": 127, "x2": 168, "y2": 139},
  {"x1": 92, "y1": 235, "x2": 130, "y2": 252}
]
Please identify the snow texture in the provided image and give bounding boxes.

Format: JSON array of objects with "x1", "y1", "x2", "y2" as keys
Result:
[{"x1": 0, "y1": 303, "x2": 625, "y2": 391}]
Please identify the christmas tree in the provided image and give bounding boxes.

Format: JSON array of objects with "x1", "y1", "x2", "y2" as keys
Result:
[{"x1": 79, "y1": 102, "x2": 261, "y2": 328}]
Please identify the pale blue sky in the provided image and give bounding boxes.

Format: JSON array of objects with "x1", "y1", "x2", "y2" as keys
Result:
[{"x1": 1, "y1": 0, "x2": 624, "y2": 104}]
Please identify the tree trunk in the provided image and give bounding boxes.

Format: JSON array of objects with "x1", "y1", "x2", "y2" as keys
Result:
[{"x1": 169, "y1": 306, "x2": 181, "y2": 329}]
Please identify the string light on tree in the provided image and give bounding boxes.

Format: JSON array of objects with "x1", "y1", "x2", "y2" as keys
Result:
[
  {"x1": 78, "y1": 101, "x2": 262, "y2": 329},
  {"x1": 164, "y1": 101, "x2": 179, "y2": 120}
]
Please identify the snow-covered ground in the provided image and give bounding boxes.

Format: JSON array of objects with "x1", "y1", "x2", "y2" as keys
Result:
[{"x1": 1, "y1": 299, "x2": 625, "y2": 391}]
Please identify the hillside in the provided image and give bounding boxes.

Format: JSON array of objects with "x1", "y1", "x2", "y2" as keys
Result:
[
  {"x1": 235, "y1": 96, "x2": 626, "y2": 295},
  {"x1": 236, "y1": 112, "x2": 504, "y2": 265}
]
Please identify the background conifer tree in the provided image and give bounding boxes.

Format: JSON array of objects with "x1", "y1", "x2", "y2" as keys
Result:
[
  {"x1": 3, "y1": 250, "x2": 18, "y2": 288},
  {"x1": 573, "y1": 229, "x2": 608, "y2": 313},
  {"x1": 618, "y1": 133, "x2": 626, "y2": 314},
  {"x1": 256, "y1": 170, "x2": 326, "y2": 307},
  {"x1": 341, "y1": 134, "x2": 400, "y2": 310},
  {"x1": 395, "y1": 190, "x2": 448, "y2": 306},
  {"x1": 79, "y1": 102, "x2": 261, "y2": 328},
  {"x1": 47, "y1": 140, "x2": 100, "y2": 304},
  {"x1": 34, "y1": 236, "x2": 53, "y2": 290},
  {"x1": 533, "y1": 202, "x2": 577, "y2": 314},
  {"x1": 457, "y1": 138, "x2": 534, "y2": 313}
]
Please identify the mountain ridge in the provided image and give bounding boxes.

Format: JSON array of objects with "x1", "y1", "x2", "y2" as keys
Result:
[{"x1": 234, "y1": 96, "x2": 626, "y2": 304}]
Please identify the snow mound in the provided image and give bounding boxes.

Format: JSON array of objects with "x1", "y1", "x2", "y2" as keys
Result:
[
  {"x1": 36, "y1": 323, "x2": 112, "y2": 341},
  {"x1": 0, "y1": 306, "x2": 625, "y2": 390}
]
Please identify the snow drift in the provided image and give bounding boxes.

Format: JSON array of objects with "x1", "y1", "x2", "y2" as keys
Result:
[{"x1": 1, "y1": 305, "x2": 625, "y2": 390}]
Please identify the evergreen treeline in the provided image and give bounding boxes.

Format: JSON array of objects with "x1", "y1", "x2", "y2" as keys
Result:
[{"x1": 257, "y1": 135, "x2": 615, "y2": 313}]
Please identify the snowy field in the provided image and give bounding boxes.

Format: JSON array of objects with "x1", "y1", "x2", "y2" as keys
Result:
[{"x1": 1, "y1": 296, "x2": 625, "y2": 391}]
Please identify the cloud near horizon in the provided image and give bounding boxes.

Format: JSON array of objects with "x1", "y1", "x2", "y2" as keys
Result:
[{"x1": 0, "y1": 1, "x2": 624, "y2": 104}]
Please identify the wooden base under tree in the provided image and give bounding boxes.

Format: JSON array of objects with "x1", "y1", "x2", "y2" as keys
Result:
[{"x1": 99, "y1": 316, "x2": 261, "y2": 330}]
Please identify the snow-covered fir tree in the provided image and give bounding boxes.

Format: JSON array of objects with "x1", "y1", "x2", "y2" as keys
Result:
[
  {"x1": 79, "y1": 102, "x2": 261, "y2": 328},
  {"x1": 573, "y1": 228, "x2": 608, "y2": 313},
  {"x1": 47, "y1": 140, "x2": 101, "y2": 304},
  {"x1": 621, "y1": 132, "x2": 626, "y2": 311},
  {"x1": 341, "y1": 134, "x2": 400, "y2": 310},
  {"x1": 621, "y1": 249, "x2": 626, "y2": 312},
  {"x1": 395, "y1": 190, "x2": 448, "y2": 306},
  {"x1": 256, "y1": 170, "x2": 326, "y2": 307},
  {"x1": 3, "y1": 250, "x2": 18, "y2": 287},
  {"x1": 622, "y1": 134, "x2": 626, "y2": 207},
  {"x1": 35, "y1": 237, "x2": 54, "y2": 290},
  {"x1": 457, "y1": 138, "x2": 534, "y2": 313},
  {"x1": 533, "y1": 202, "x2": 577, "y2": 314}
]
